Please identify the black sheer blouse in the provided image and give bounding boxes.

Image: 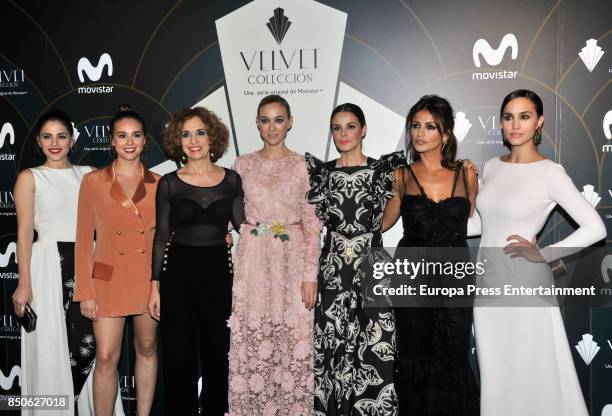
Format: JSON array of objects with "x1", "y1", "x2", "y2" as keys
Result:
[{"x1": 152, "y1": 169, "x2": 245, "y2": 280}]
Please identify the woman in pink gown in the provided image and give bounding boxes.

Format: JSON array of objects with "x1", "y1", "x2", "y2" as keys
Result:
[{"x1": 228, "y1": 95, "x2": 322, "y2": 415}]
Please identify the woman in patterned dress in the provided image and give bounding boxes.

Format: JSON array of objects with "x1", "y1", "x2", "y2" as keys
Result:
[
  {"x1": 227, "y1": 95, "x2": 321, "y2": 415},
  {"x1": 306, "y1": 103, "x2": 405, "y2": 415}
]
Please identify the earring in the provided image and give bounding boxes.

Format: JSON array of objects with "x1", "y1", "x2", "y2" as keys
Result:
[
  {"x1": 533, "y1": 127, "x2": 542, "y2": 145},
  {"x1": 441, "y1": 141, "x2": 447, "y2": 151},
  {"x1": 108, "y1": 145, "x2": 117, "y2": 159}
]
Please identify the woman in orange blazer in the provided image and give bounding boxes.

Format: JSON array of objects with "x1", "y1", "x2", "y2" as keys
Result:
[{"x1": 74, "y1": 105, "x2": 159, "y2": 416}]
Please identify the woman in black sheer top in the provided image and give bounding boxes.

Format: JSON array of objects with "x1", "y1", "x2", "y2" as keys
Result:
[{"x1": 148, "y1": 107, "x2": 245, "y2": 415}]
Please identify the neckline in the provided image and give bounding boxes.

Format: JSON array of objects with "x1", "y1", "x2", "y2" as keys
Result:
[
  {"x1": 39, "y1": 164, "x2": 75, "y2": 171},
  {"x1": 407, "y1": 164, "x2": 461, "y2": 203},
  {"x1": 254, "y1": 150, "x2": 296, "y2": 161},
  {"x1": 403, "y1": 193, "x2": 469, "y2": 206},
  {"x1": 497, "y1": 156, "x2": 549, "y2": 165},
  {"x1": 333, "y1": 157, "x2": 373, "y2": 169},
  {"x1": 175, "y1": 168, "x2": 227, "y2": 188}
]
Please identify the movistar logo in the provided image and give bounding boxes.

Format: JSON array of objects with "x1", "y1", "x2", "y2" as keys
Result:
[
  {"x1": 0, "y1": 122, "x2": 15, "y2": 148},
  {"x1": 604, "y1": 110, "x2": 612, "y2": 140},
  {"x1": 473, "y1": 33, "x2": 518, "y2": 67},
  {"x1": 0, "y1": 242, "x2": 17, "y2": 267},
  {"x1": 0, "y1": 366, "x2": 20, "y2": 390},
  {"x1": 77, "y1": 53, "x2": 113, "y2": 83}
]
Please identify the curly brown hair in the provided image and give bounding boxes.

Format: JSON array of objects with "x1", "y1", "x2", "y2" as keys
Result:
[{"x1": 163, "y1": 107, "x2": 229, "y2": 163}]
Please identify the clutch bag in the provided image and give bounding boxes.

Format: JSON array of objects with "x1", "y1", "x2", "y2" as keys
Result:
[{"x1": 17, "y1": 304, "x2": 37, "y2": 332}]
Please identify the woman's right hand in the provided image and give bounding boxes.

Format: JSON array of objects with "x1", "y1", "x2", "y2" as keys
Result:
[
  {"x1": 12, "y1": 284, "x2": 33, "y2": 318},
  {"x1": 148, "y1": 281, "x2": 160, "y2": 321},
  {"x1": 80, "y1": 300, "x2": 99, "y2": 321}
]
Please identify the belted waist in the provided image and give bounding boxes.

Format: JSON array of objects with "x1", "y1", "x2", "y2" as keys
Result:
[
  {"x1": 243, "y1": 221, "x2": 303, "y2": 228},
  {"x1": 243, "y1": 221, "x2": 301, "y2": 242}
]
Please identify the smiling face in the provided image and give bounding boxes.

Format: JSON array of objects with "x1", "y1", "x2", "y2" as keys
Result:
[
  {"x1": 111, "y1": 118, "x2": 146, "y2": 161},
  {"x1": 409, "y1": 110, "x2": 447, "y2": 155},
  {"x1": 180, "y1": 116, "x2": 210, "y2": 162},
  {"x1": 500, "y1": 97, "x2": 544, "y2": 147},
  {"x1": 331, "y1": 111, "x2": 366, "y2": 154},
  {"x1": 38, "y1": 120, "x2": 73, "y2": 163},
  {"x1": 256, "y1": 102, "x2": 293, "y2": 146}
]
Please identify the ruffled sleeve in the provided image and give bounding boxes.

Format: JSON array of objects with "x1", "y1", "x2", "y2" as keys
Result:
[
  {"x1": 370, "y1": 151, "x2": 407, "y2": 209},
  {"x1": 298, "y1": 158, "x2": 323, "y2": 282},
  {"x1": 304, "y1": 152, "x2": 332, "y2": 223}
]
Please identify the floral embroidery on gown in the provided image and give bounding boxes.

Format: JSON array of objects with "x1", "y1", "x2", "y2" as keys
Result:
[
  {"x1": 305, "y1": 151, "x2": 406, "y2": 416},
  {"x1": 228, "y1": 152, "x2": 322, "y2": 416}
]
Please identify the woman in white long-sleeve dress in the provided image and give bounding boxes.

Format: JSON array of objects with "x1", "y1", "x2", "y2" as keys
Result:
[
  {"x1": 472, "y1": 89, "x2": 606, "y2": 416},
  {"x1": 12, "y1": 110, "x2": 123, "y2": 416}
]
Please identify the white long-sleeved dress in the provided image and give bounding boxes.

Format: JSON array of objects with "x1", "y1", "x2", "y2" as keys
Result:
[{"x1": 471, "y1": 156, "x2": 606, "y2": 416}]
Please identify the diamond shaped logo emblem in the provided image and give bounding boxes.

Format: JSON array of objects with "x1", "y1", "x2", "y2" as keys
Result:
[
  {"x1": 266, "y1": 7, "x2": 292, "y2": 45},
  {"x1": 581, "y1": 184, "x2": 602, "y2": 208},
  {"x1": 574, "y1": 333, "x2": 600, "y2": 365},
  {"x1": 453, "y1": 112, "x2": 472, "y2": 143},
  {"x1": 71, "y1": 122, "x2": 80, "y2": 143},
  {"x1": 578, "y1": 39, "x2": 604, "y2": 72}
]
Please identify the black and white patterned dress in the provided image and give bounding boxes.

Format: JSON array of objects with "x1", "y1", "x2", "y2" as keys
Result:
[{"x1": 306, "y1": 152, "x2": 405, "y2": 416}]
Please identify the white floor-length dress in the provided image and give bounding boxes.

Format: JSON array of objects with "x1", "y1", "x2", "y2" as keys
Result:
[
  {"x1": 473, "y1": 156, "x2": 606, "y2": 416},
  {"x1": 20, "y1": 165, "x2": 124, "y2": 416}
]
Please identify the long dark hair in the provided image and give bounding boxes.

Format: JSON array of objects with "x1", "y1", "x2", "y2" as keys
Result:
[{"x1": 406, "y1": 95, "x2": 457, "y2": 168}]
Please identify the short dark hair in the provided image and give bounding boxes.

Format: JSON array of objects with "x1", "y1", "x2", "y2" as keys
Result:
[
  {"x1": 330, "y1": 103, "x2": 366, "y2": 127},
  {"x1": 109, "y1": 104, "x2": 148, "y2": 136},
  {"x1": 500, "y1": 89, "x2": 544, "y2": 118},
  {"x1": 36, "y1": 109, "x2": 73, "y2": 137},
  {"x1": 406, "y1": 95, "x2": 457, "y2": 168},
  {"x1": 257, "y1": 95, "x2": 291, "y2": 118},
  {"x1": 163, "y1": 107, "x2": 229, "y2": 163}
]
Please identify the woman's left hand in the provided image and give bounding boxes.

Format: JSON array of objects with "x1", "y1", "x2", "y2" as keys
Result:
[
  {"x1": 504, "y1": 234, "x2": 546, "y2": 263},
  {"x1": 459, "y1": 159, "x2": 479, "y2": 175},
  {"x1": 148, "y1": 281, "x2": 161, "y2": 321},
  {"x1": 301, "y1": 281, "x2": 317, "y2": 310}
]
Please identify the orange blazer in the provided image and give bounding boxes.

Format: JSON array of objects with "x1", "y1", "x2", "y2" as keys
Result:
[{"x1": 74, "y1": 163, "x2": 160, "y2": 317}]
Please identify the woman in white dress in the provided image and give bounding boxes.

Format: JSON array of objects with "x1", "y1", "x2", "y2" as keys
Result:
[
  {"x1": 472, "y1": 89, "x2": 606, "y2": 415},
  {"x1": 12, "y1": 110, "x2": 123, "y2": 416}
]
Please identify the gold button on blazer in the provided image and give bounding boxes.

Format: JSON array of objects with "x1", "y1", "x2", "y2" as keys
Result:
[{"x1": 74, "y1": 163, "x2": 160, "y2": 317}]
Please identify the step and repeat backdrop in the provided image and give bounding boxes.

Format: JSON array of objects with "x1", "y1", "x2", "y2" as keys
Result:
[{"x1": 1, "y1": 0, "x2": 611, "y2": 414}]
